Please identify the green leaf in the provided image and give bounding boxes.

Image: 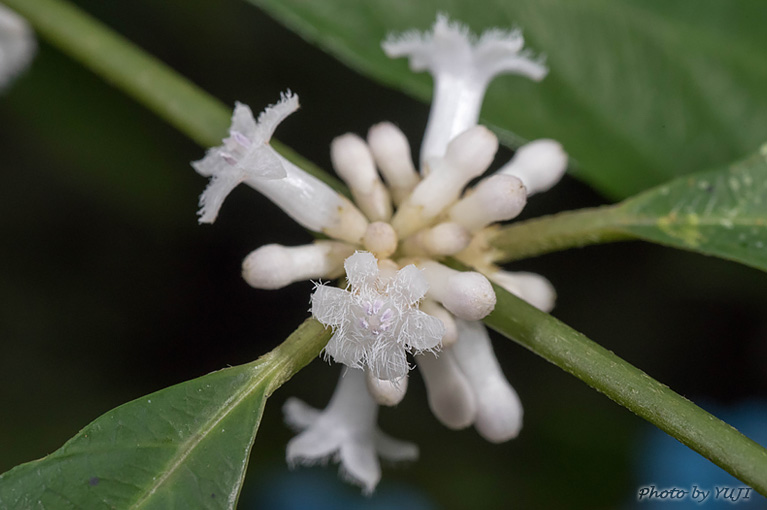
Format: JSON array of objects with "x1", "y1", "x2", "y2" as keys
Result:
[
  {"x1": 489, "y1": 145, "x2": 767, "y2": 272},
  {"x1": 0, "y1": 319, "x2": 330, "y2": 510},
  {"x1": 615, "y1": 145, "x2": 767, "y2": 270},
  {"x1": 246, "y1": 0, "x2": 767, "y2": 199},
  {"x1": 482, "y1": 282, "x2": 767, "y2": 495}
]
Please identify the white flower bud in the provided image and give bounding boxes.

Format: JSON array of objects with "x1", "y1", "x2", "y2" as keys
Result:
[
  {"x1": 488, "y1": 270, "x2": 556, "y2": 313},
  {"x1": 362, "y1": 222, "x2": 398, "y2": 259},
  {"x1": 392, "y1": 126, "x2": 498, "y2": 237},
  {"x1": 419, "y1": 260, "x2": 496, "y2": 320},
  {"x1": 449, "y1": 174, "x2": 527, "y2": 232},
  {"x1": 400, "y1": 222, "x2": 471, "y2": 257},
  {"x1": 0, "y1": 5, "x2": 36, "y2": 91},
  {"x1": 384, "y1": 14, "x2": 547, "y2": 164},
  {"x1": 453, "y1": 320, "x2": 523, "y2": 443},
  {"x1": 416, "y1": 351, "x2": 476, "y2": 429},
  {"x1": 366, "y1": 371, "x2": 408, "y2": 407},
  {"x1": 420, "y1": 300, "x2": 457, "y2": 347},
  {"x1": 331, "y1": 133, "x2": 392, "y2": 222},
  {"x1": 497, "y1": 139, "x2": 568, "y2": 195},
  {"x1": 242, "y1": 241, "x2": 355, "y2": 290},
  {"x1": 366, "y1": 122, "x2": 420, "y2": 204}
]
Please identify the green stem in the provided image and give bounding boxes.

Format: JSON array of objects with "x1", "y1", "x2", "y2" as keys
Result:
[
  {"x1": 488, "y1": 205, "x2": 634, "y2": 263},
  {"x1": 484, "y1": 285, "x2": 767, "y2": 495},
  {"x1": 261, "y1": 318, "x2": 332, "y2": 396},
  {"x1": 4, "y1": 0, "x2": 346, "y2": 193}
]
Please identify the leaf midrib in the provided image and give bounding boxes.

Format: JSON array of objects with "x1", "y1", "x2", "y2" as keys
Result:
[{"x1": 129, "y1": 358, "x2": 273, "y2": 509}]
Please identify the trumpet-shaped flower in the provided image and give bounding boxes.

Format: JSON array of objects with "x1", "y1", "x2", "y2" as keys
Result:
[
  {"x1": 193, "y1": 94, "x2": 293, "y2": 223},
  {"x1": 284, "y1": 368, "x2": 418, "y2": 495},
  {"x1": 384, "y1": 14, "x2": 547, "y2": 164},
  {"x1": 312, "y1": 252, "x2": 445, "y2": 381},
  {"x1": 194, "y1": 92, "x2": 368, "y2": 243}
]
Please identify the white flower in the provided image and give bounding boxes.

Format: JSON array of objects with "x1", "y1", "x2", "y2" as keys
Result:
[
  {"x1": 311, "y1": 251, "x2": 445, "y2": 381},
  {"x1": 0, "y1": 5, "x2": 36, "y2": 91},
  {"x1": 284, "y1": 367, "x2": 418, "y2": 495},
  {"x1": 384, "y1": 14, "x2": 548, "y2": 165},
  {"x1": 194, "y1": 92, "x2": 368, "y2": 243},
  {"x1": 193, "y1": 94, "x2": 294, "y2": 223}
]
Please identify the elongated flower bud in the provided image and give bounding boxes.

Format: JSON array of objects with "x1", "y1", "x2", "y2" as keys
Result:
[
  {"x1": 400, "y1": 222, "x2": 471, "y2": 258},
  {"x1": 420, "y1": 300, "x2": 458, "y2": 347},
  {"x1": 242, "y1": 241, "x2": 355, "y2": 290},
  {"x1": 449, "y1": 175, "x2": 527, "y2": 232},
  {"x1": 497, "y1": 139, "x2": 568, "y2": 195},
  {"x1": 419, "y1": 260, "x2": 496, "y2": 320},
  {"x1": 416, "y1": 351, "x2": 476, "y2": 429},
  {"x1": 331, "y1": 133, "x2": 392, "y2": 221},
  {"x1": 453, "y1": 319, "x2": 523, "y2": 443},
  {"x1": 488, "y1": 269, "x2": 556, "y2": 313},
  {"x1": 367, "y1": 122, "x2": 420, "y2": 204},
  {"x1": 392, "y1": 126, "x2": 498, "y2": 237},
  {"x1": 362, "y1": 221, "x2": 398, "y2": 259}
]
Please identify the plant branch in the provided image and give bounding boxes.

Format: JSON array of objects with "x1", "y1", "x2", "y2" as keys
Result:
[
  {"x1": 488, "y1": 205, "x2": 634, "y2": 263},
  {"x1": 484, "y1": 284, "x2": 767, "y2": 495}
]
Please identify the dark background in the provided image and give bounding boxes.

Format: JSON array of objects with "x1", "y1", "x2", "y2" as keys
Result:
[{"x1": 1, "y1": 1, "x2": 766, "y2": 508}]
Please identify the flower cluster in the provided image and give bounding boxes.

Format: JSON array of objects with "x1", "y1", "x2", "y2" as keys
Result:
[{"x1": 194, "y1": 15, "x2": 567, "y2": 494}]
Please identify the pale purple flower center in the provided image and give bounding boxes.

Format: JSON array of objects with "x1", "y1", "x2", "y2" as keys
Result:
[
  {"x1": 221, "y1": 131, "x2": 253, "y2": 166},
  {"x1": 359, "y1": 299, "x2": 395, "y2": 335}
]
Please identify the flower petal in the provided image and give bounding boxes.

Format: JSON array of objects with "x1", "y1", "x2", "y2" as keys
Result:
[
  {"x1": 253, "y1": 90, "x2": 299, "y2": 141},
  {"x1": 339, "y1": 440, "x2": 381, "y2": 495},
  {"x1": 324, "y1": 331, "x2": 367, "y2": 369},
  {"x1": 311, "y1": 285, "x2": 350, "y2": 327},
  {"x1": 402, "y1": 310, "x2": 445, "y2": 351},
  {"x1": 368, "y1": 338, "x2": 409, "y2": 381},
  {"x1": 230, "y1": 102, "x2": 257, "y2": 138},
  {"x1": 283, "y1": 397, "x2": 320, "y2": 431},
  {"x1": 389, "y1": 264, "x2": 429, "y2": 305},
  {"x1": 343, "y1": 251, "x2": 379, "y2": 289},
  {"x1": 374, "y1": 431, "x2": 419, "y2": 462},
  {"x1": 195, "y1": 168, "x2": 245, "y2": 224}
]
